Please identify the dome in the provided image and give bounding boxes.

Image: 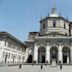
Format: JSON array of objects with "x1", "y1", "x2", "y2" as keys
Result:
[
  {"x1": 49, "y1": 13, "x2": 59, "y2": 17},
  {"x1": 49, "y1": 6, "x2": 59, "y2": 17}
]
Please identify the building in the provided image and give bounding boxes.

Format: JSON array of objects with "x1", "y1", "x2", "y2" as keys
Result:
[
  {"x1": 0, "y1": 32, "x2": 27, "y2": 64},
  {"x1": 1, "y1": 1, "x2": 72, "y2": 66},
  {"x1": 25, "y1": 2, "x2": 72, "y2": 64}
]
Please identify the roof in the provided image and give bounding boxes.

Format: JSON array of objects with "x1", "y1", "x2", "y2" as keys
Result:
[
  {"x1": 29, "y1": 32, "x2": 39, "y2": 34},
  {"x1": 25, "y1": 40, "x2": 34, "y2": 44},
  {"x1": 35, "y1": 36, "x2": 72, "y2": 39},
  {"x1": 0, "y1": 31, "x2": 26, "y2": 48},
  {"x1": 39, "y1": 32, "x2": 68, "y2": 36},
  {"x1": 49, "y1": 13, "x2": 59, "y2": 17},
  {"x1": 40, "y1": 16, "x2": 70, "y2": 23}
]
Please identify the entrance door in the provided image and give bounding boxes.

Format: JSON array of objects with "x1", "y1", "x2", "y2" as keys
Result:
[
  {"x1": 27, "y1": 55, "x2": 32, "y2": 63},
  {"x1": 42, "y1": 55, "x2": 45, "y2": 63},
  {"x1": 38, "y1": 46, "x2": 46, "y2": 63},
  {"x1": 39, "y1": 53, "x2": 45, "y2": 63},
  {"x1": 63, "y1": 54, "x2": 67, "y2": 63},
  {"x1": 50, "y1": 47, "x2": 58, "y2": 64},
  {"x1": 62, "y1": 47, "x2": 70, "y2": 64}
]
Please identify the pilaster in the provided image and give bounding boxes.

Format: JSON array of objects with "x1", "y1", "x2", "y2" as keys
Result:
[
  {"x1": 59, "y1": 45, "x2": 62, "y2": 63},
  {"x1": 70, "y1": 45, "x2": 72, "y2": 63},
  {"x1": 46, "y1": 45, "x2": 50, "y2": 63},
  {"x1": 33, "y1": 45, "x2": 38, "y2": 63}
]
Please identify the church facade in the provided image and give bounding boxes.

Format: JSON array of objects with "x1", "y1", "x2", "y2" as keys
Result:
[
  {"x1": 25, "y1": 5, "x2": 72, "y2": 64},
  {"x1": 0, "y1": 2, "x2": 72, "y2": 65}
]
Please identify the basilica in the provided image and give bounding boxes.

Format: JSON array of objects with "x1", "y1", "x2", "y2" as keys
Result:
[
  {"x1": 25, "y1": 4, "x2": 72, "y2": 64},
  {"x1": 0, "y1": 1, "x2": 72, "y2": 66}
]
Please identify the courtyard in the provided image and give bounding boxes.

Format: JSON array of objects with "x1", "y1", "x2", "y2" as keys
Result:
[{"x1": 0, "y1": 64, "x2": 72, "y2": 72}]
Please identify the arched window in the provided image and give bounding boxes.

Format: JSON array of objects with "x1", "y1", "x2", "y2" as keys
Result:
[{"x1": 53, "y1": 21, "x2": 56, "y2": 27}]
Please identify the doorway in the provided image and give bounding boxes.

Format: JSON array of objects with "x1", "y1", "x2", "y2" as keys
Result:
[
  {"x1": 38, "y1": 46, "x2": 46, "y2": 63},
  {"x1": 50, "y1": 46, "x2": 58, "y2": 64},
  {"x1": 62, "y1": 46, "x2": 70, "y2": 63},
  {"x1": 27, "y1": 55, "x2": 32, "y2": 63}
]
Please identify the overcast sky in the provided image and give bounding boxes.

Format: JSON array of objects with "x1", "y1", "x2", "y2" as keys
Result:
[{"x1": 0, "y1": 0, "x2": 72, "y2": 42}]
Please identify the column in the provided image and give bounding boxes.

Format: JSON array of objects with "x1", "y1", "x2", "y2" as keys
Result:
[
  {"x1": 46, "y1": 45, "x2": 50, "y2": 63},
  {"x1": 33, "y1": 45, "x2": 38, "y2": 63},
  {"x1": 1, "y1": 40, "x2": 5, "y2": 48},
  {"x1": 59, "y1": 45, "x2": 62, "y2": 63},
  {"x1": 70, "y1": 45, "x2": 72, "y2": 63}
]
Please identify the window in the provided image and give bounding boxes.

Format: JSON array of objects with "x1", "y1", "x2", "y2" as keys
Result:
[
  {"x1": 8, "y1": 53, "x2": 10, "y2": 59},
  {"x1": 2, "y1": 52, "x2": 5, "y2": 58},
  {"x1": 65, "y1": 33, "x2": 67, "y2": 36},
  {"x1": 64, "y1": 24, "x2": 66, "y2": 29},
  {"x1": 53, "y1": 21, "x2": 56, "y2": 27},
  {"x1": 5, "y1": 41, "x2": 7, "y2": 46},
  {"x1": 43, "y1": 24, "x2": 45, "y2": 29},
  {"x1": 8, "y1": 41, "x2": 11, "y2": 47},
  {"x1": 11, "y1": 54, "x2": 13, "y2": 58},
  {"x1": 13, "y1": 45, "x2": 15, "y2": 49},
  {"x1": 53, "y1": 34, "x2": 55, "y2": 37},
  {"x1": 22, "y1": 57, "x2": 24, "y2": 62}
]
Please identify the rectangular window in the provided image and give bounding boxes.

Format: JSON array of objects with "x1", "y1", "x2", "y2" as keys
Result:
[
  {"x1": 43, "y1": 24, "x2": 45, "y2": 29},
  {"x1": 64, "y1": 24, "x2": 66, "y2": 29},
  {"x1": 8, "y1": 42, "x2": 11, "y2": 47},
  {"x1": 22, "y1": 57, "x2": 24, "y2": 62},
  {"x1": 53, "y1": 21, "x2": 56, "y2": 27},
  {"x1": 8, "y1": 53, "x2": 10, "y2": 59},
  {"x1": 11, "y1": 54, "x2": 13, "y2": 59},
  {"x1": 5, "y1": 41, "x2": 7, "y2": 46}
]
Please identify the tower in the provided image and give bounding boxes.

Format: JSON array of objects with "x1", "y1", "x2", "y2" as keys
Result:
[{"x1": 40, "y1": 0, "x2": 70, "y2": 36}]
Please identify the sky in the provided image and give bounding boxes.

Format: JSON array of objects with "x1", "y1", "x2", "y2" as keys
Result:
[{"x1": 0, "y1": 0, "x2": 72, "y2": 42}]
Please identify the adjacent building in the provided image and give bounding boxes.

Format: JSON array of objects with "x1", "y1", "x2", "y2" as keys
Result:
[
  {"x1": 0, "y1": 32, "x2": 26, "y2": 64},
  {"x1": 1, "y1": 1, "x2": 72, "y2": 65}
]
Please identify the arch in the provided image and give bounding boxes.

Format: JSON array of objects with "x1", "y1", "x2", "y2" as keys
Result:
[
  {"x1": 62, "y1": 46, "x2": 71, "y2": 63},
  {"x1": 38, "y1": 45, "x2": 46, "y2": 50},
  {"x1": 50, "y1": 46, "x2": 58, "y2": 63},
  {"x1": 62, "y1": 45, "x2": 71, "y2": 49},
  {"x1": 50, "y1": 45, "x2": 58, "y2": 49},
  {"x1": 38, "y1": 46, "x2": 46, "y2": 63}
]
